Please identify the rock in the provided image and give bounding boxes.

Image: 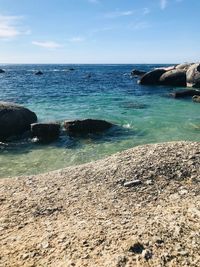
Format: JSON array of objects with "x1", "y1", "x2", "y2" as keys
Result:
[
  {"x1": 31, "y1": 123, "x2": 60, "y2": 143},
  {"x1": 124, "y1": 180, "x2": 142, "y2": 187},
  {"x1": 159, "y1": 69, "x2": 186, "y2": 87},
  {"x1": 139, "y1": 69, "x2": 166, "y2": 85},
  {"x1": 186, "y1": 63, "x2": 200, "y2": 88},
  {"x1": 192, "y1": 95, "x2": 200, "y2": 103},
  {"x1": 69, "y1": 68, "x2": 75, "y2": 71},
  {"x1": 121, "y1": 102, "x2": 148, "y2": 109},
  {"x1": 0, "y1": 69, "x2": 5, "y2": 73},
  {"x1": 131, "y1": 69, "x2": 146, "y2": 77},
  {"x1": 142, "y1": 249, "x2": 153, "y2": 260},
  {"x1": 156, "y1": 66, "x2": 175, "y2": 71},
  {"x1": 176, "y1": 63, "x2": 193, "y2": 71},
  {"x1": 129, "y1": 242, "x2": 145, "y2": 254},
  {"x1": 35, "y1": 71, "x2": 43, "y2": 75},
  {"x1": 0, "y1": 102, "x2": 37, "y2": 141},
  {"x1": 170, "y1": 89, "x2": 200, "y2": 98},
  {"x1": 64, "y1": 119, "x2": 113, "y2": 137}
]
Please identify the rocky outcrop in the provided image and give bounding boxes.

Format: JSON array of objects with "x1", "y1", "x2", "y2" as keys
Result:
[
  {"x1": 139, "y1": 69, "x2": 166, "y2": 85},
  {"x1": 0, "y1": 102, "x2": 37, "y2": 140},
  {"x1": 186, "y1": 63, "x2": 200, "y2": 88},
  {"x1": 160, "y1": 69, "x2": 186, "y2": 87},
  {"x1": 35, "y1": 71, "x2": 43, "y2": 75},
  {"x1": 31, "y1": 123, "x2": 60, "y2": 143},
  {"x1": 192, "y1": 95, "x2": 200, "y2": 103},
  {"x1": 0, "y1": 141, "x2": 200, "y2": 267},
  {"x1": 137, "y1": 62, "x2": 200, "y2": 88},
  {"x1": 64, "y1": 119, "x2": 113, "y2": 137}
]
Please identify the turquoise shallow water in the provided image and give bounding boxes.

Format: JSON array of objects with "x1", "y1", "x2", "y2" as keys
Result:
[{"x1": 0, "y1": 64, "x2": 200, "y2": 178}]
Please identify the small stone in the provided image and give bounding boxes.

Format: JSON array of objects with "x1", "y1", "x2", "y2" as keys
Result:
[
  {"x1": 179, "y1": 189, "x2": 188, "y2": 195},
  {"x1": 41, "y1": 241, "x2": 49, "y2": 249},
  {"x1": 22, "y1": 253, "x2": 29, "y2": 260},
  {"x1": 142, "y1": 249, "x2": 153, "y2": 260},
  {"x1": 124, "y1": 180, "x2": 142, "y2": 187},
  {"x1": 146, "y1": 179, "x2": 153, "y2": 185},
  {"x1": 129, "y1": 242, "x2": 144, "y2": 254}
]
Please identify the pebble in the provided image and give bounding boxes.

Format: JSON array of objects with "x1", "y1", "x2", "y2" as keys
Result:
[{"x1": 124, "y1": 180, "x2": 142, "y2": 187}]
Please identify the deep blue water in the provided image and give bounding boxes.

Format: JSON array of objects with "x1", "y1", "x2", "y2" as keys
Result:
[{"x1": 0, "y1": 64, "x2": 199, "y2": 177}]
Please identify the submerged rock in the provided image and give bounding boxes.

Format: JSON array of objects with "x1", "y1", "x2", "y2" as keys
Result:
[
  {"x1": 64, "y1": 119, "x2": 113, "y2": 137},
  {"x1": 31, "y1": 123, "x2": 60, "y2": 143},
  {"x1": 35, "y1": 71, "x2": 43, "y2": 75},
  {"x1": 139, "y1": 69, "x2": 166, "y2": 85},
  {"x1": 160, "y1": 69, "x2": 186, "y2": 87},
  {"x1": 0, "y1": 102, "x2": 37, "y2": 141},
  {"x1": 192, "y1": 95, "x2": 200, "y2": 103},
  {"x1": 170, "y1": 89, "x2": 200, "y2": 98},
  {"x1": 186, "y1": 63, "x2": 200, "y2": 88}
]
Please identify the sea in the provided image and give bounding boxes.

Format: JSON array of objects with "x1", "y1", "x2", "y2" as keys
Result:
[{"x1": 0, "y1": 64, "x2": 199, "y2": 178}]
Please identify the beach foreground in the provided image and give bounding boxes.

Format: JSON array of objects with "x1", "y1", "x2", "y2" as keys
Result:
[{"x1": 0, "y1": 141, "x2": 200, "y2": 267}]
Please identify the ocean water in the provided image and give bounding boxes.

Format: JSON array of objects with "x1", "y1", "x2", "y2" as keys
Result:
[{"x1": 0, "y1": 64, "x2": 200, "y2": 178}]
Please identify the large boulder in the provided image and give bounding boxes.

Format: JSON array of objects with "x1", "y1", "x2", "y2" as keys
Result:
[
  {"x1": 31, "y1": 123, "x2": 60, "y2": 143},
  {"x1": 139, "y1": 69, "x2": 166, "y2": 85},
  {"x1": 64, "y1": 119, "x2": 113, "y2": 137},
  {"x1": 159, "y1": 69, "x2": 186, "y2": 87},
  {"x1": 176, "y1": 63, "x2": 193, "y2": 71},
  {"x1": 186, "y1": 63, "x2": 200, "y2": 88},
  {"x1": 0, "y1": 102, "x2": 37, "y2": 140}
]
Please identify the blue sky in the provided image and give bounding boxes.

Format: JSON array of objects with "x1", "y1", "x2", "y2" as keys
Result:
[{"x1": 0, "y1": 0, "x2": 199, "y2": 63}]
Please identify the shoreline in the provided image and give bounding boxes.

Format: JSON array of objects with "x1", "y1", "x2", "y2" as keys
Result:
[{"x1": 1, "y1": 141, "x2": 200, "y2": 266}]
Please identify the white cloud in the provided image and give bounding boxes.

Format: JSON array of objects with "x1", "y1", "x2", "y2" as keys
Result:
[
  {"x1": 68, "y1": 37, "x2": 85, "y2": 43},
  {"x1": 160, "y1": 0, "x2": 168, "y2": 10},
  {"x1": 32, "y1": 41, "x2": 62, "y2": 49},
  {"x1": 104, "y1": 10, "x2": 134, "y2": 19},
  {"x1": 0, "y1": 15, "x2": 29, "y2": 39}
]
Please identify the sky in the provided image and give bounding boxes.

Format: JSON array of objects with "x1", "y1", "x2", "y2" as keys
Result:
[{"x1": 0, "y1": 0, "x2": 199, "y2": 64}]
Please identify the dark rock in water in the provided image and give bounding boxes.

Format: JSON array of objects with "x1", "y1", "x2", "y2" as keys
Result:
[
  {"x1": 35, "y1": 71, "x2": 43, "y2": 75},
  {"x1": 159, "y1": 69, "x2": 186, "y2": 87},
  {"x1": 139, "y1": 69, "x2": 166, "y2": 85},
  {"x1": 186, "y1": 63, "x2": 200, "y2": 88},
  {"x1": 176, "y1": 63, "x2": 193, "y2": 71},
  {"x1": 0, "y1": 69, "x2": 5, "y2": 73},
  {"x1": 170, "y1": 89, "x2": 200, "y2": 98},
  {"x1": 0, "y1": 102, "x2": 37, "y2": 141},
  {"x1": 121, "y1": 102, "x2": 148, "y2": 109},
  {"x1": 31, "y1": 123, "x2": 60, "y2": 143},
  {"x1": 69, "y1": 68, "x2": 75, "y2": 71},
  {"x1": 192, "y1": 95, "x2": 200, "y2": 103},
  {"x1": 131, "y1": 69, "x2": 146, "y2": 77},
  {"x1": 64, "y1": 119, "x2": 113, "y2": 137}
]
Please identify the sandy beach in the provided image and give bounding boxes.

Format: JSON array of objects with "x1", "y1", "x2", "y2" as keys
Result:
[{"x1": 0, "y1": 141, "x2": 199, "y2": 267}]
